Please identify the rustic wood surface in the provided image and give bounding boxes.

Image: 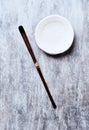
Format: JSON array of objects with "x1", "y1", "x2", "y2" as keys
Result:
[{"x1": 0, "y1": 0, "x2": 89, "y2": 130}]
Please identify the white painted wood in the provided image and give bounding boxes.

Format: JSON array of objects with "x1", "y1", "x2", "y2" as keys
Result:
[{"x1": 0, "y1": 0, "x2": 89, "y2": 130}]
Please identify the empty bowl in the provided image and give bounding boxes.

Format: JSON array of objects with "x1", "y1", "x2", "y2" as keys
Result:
[{"x1": 35, "y1": 15, "x2": 74, "y2": 55}]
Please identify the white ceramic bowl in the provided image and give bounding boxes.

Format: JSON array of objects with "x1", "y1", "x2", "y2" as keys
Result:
[{"x1": 35, "y1": 15, "x2": 74, "y2": 55}]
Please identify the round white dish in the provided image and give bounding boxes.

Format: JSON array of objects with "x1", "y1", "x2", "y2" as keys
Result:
[{"x1": 35, "y1": 15, "x2": 74, "y2": 55}]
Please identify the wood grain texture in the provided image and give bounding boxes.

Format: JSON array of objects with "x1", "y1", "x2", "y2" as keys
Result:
[{"x1": 0, "y1": 0, "x2": 89, "y2": 130}]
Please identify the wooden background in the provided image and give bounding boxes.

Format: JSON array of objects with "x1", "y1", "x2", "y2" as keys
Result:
[{"x1": 0, "y1": 0, "x2": 89, "y2": 129}]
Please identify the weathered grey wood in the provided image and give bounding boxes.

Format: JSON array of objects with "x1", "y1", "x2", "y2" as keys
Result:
[{"x1": 0, "y1": 0, "x2": 89, "y2": 130}]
